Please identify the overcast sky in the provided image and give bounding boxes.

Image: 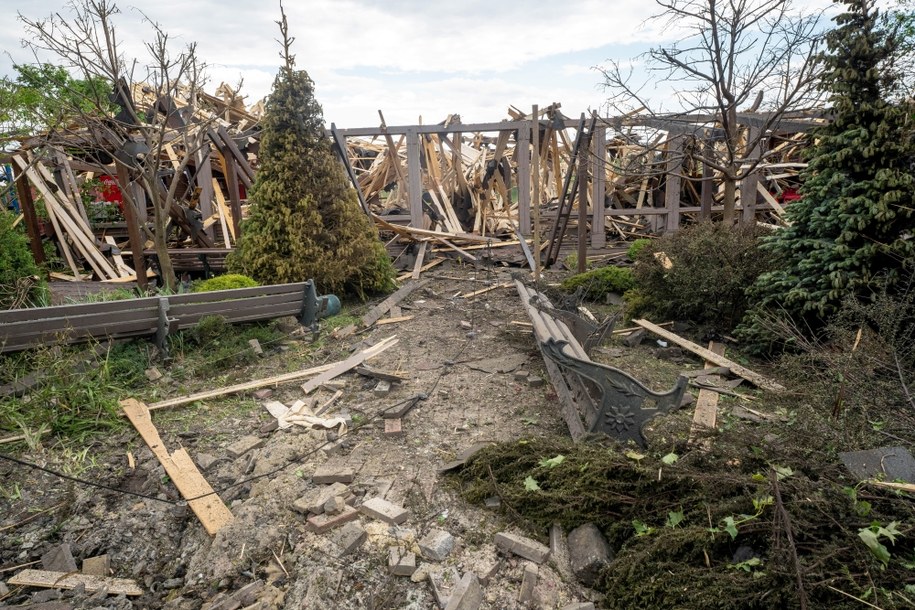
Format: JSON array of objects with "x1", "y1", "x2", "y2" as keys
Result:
[{"x1": 2, "y1": 0, "x2": 840, "y2": 128}]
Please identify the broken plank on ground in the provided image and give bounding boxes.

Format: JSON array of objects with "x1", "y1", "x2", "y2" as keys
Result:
[
  {"x1": 301, "y1": 335, "x2": 399, "y2": 394},
  {"x1": 362, "y1": 280, "x2": 429, "y2": 327},
  {"x1": 8, "y1": 569, "x2": 143, "y2": 596},
  {"x1": 688, "y1": 341, "x2": 725, "y2": 448},
  {"x1": 633, "y1": 319, "x2": 785, "y2": 392},
  {"x1": 121, "y1": 398, "x2": 234, "y2": 535}
]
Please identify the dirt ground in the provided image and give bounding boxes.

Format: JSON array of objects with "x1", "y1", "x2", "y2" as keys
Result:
[{"x1": 0, "y1": 263, "x2": 648, "y2": 609}]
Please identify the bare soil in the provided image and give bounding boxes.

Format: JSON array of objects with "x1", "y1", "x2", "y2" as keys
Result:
[{"x1": 1, "y1": 265, "x2": 621, "y2": 609}]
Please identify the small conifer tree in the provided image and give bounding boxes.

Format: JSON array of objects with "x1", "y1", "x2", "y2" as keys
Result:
[
  {"x1": 739, "y1": 0, "x2": 915, "y2": 352},
  {"x1": 228, "y1": 8, "x2": 394, "y2": 298}
]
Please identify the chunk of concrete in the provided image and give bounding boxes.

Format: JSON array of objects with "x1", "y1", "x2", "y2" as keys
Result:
[
  {"x1": 292, "y1": 482, "x2": 350, "y2": 515},
  {"x1": 388, "y1": 548, "x2": 417, "y2": 576},
  {"x1": 41, "y1": 544, "x2": 77, "y2": 572},
  {"x1": 359, "y1": 496, "x2": 409, "y2": 525},
  {"x1": 312, "y1": 464, "x2": 355, "y2": 484},
  {"x1": 443, "y1": 572, "x2": 483, "y2": 610},
  {"x1": 494, "y1": 532, "x2": 550, "y2": 564},
  {"x1": 623, "y1": 328, "x2": 645, "y2": 347},
  {"x1": 227, "y1": 435, "x2": 265, "y2": 458},
  {"x1": 429, "y1": 567, "x2": 461, "y2": 609},
  {"x1": 374, "y1": 380, "x2": 392, "y2": 396},
  {"x1": 248, "y1": 338, "x2": 264, "y2": 355},
  {"x1": 419, "y1": 528, "x2": 455, "y2": 561},
  {"x1": 324, "y1": 495, "x2": 346, "y2": 515},
  {"x1": 567, "y1": 523, "x2": 613, "y2": 586},
  {"x1": 330, "y1": 522, "x2": 367, "y2": 557}
]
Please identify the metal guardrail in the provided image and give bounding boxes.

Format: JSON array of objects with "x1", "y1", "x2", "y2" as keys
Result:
[{"x1": 0, "y1": 281, "x2": 340, "y2": 354}]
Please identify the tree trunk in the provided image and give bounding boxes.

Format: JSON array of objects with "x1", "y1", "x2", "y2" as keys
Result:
[
  {"x1": 153, "y1": 201, "x2": 177, "y2": 292},
  {"x1": 722, "y1": 175, "x2": 737, "y2": 224}
]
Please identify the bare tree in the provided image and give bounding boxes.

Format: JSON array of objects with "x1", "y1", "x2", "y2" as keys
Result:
[
  {"x1": 18, "y1": 0, "x2": 220, "y2": 291},
  {"x1": 598, "y1": 0, "x2": 824, "y2": 222}
]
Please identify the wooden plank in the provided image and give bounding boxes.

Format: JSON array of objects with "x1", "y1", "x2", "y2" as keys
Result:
[
  {"x1": 167, "y1": 283, "x2": 303, "y2": 305},
  {"x1": 517, "y1": 122, "x2": 531, "y2": 234},
  {"x1": 663, "y1": 137, "x2": 683, "y2": 233},
  {"x1": 301, "y1": 336, "x2": 398, "y2": 394},
  {"x1": 375, "y1": 315, "x2": 414, "y2": 326},
  {"x1": 411, "y1": 241, "x2": 427, "y2": 280},
  {"x1": 460, "y1": 282, "x2": 512, "y2": 299},
  {"x1": 148, "y1": 362, "x2": 340, "y2": 411},
  {"x1": 756, "y1": 182, "x2": 789, "y2": 221},
  {"x1": 169, "y1": 292, "x2": 301, "y2": 316},
  {"x1": 8, "y1": 569, "x2": 142, "y2": 596},
  {"x1": 211, "y1": 178, "x2": 235, "y2": 244},
  {"x1": 374, "y1": 214, "x2": 494, "y2": 243},
  {"x1": 362, "y1": 279, "x2": 429, "y2": 327},
  {"x1": 633, "y1": 320, "x2": 785, "y2": 392},
  {"x1": 121, "y1": 399, "x2": 233, "y2": 535},
  {"x1": 433, "y1": 237, "x2": 477, "y2": 262},
  {"x1": 406, "y1": 128, "x2": 423, "y2": 227},
  {"x1": 591, "y1": 125, "x2": 607, "y2": 248},
  {"x1": 688, "y1": 341, "x2": 725, "y2": 447}
]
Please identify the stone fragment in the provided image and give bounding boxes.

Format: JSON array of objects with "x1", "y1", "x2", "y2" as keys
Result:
[
  {"x1": 322, "y1": 380, "x2": 347, "y2": 391},
  {"x1": 429, "y1": 568, "x2": 461, "y2": 609},
  {"x1": 145, "y1": 367, "x2": 163, "y2": 382},
  {"x1": 81, "y1": 554, "x2": 110, "y2": 577},
  {"x1": 324, "y1": 495, "x2": 346, "y2": 515},
  {"x1": 549, "y1": 523, "x2": 574, "y2": 580},
  {"x1": 484, "y1": 496, "x2": 501, "y2": 509},
  {"x1": 248, "y1": 338, "x2": 263, "y2": 355},
  {"x1": 567, "y1": 523, "x2": 613, "y2": 586},
  {"x1": 443, "y1": 572, "x2": 483, "y2": 610},
  {"x1": 388, "y1": 548, "x2": 417, "y2": 576},
  {"x1": 0, "y1": 580, "x2": 8, "y2": 597},
  {"x1": 306, "y1": 505, "x2": 359, "y2": 534},
  {"x1": 519, "y1": 563, "x2": 538, "y2": 604},
  {"x1": 41, "y1": 543, "x2": 77, "y2": 572},
  {"x1": 623, "y1": 328, "x2": 645, "y2": 347},
  {"x1": 374, "y1": 380, "x2": 392, "y2": 396},
  {"x1": 292, "y1": 482, "x2": 350, "y2": 515},
  {"x1": 494, "y1": 532, "x2": 550, "y2": 564},
  {"x1": 561, "y1": 604, "x2": 596, "y2": 610},
  {"x1": 514, "y1": 370, "x2": 530, "y2": 382},
  {"x1": 359, "y1": 496, "x2": 409, "y2": 525},
  {"x1": 195, "y1": 452, "x2": 218, "y2": 471},
  {"x1": 526, "y1": 375, "x2": 544, "y2": 387},
  {"x1": 459, "y1": 320, "x2": 473, "y2": 330},
  {"x1": 419, "y1": 528, "x2": 455, "y2": 562},
  {"x1": 312, "y1": 464, "x2": 355, "y2": 484},
  {"x1": 252, "y1": 388, "x2": 273, "y2": 400},
  {"x1": 330, "y1": 522, "x2": 367, "y2": 557},
  {"x1": 227, "y1": 435, "x2": 265, "y2": 458}
]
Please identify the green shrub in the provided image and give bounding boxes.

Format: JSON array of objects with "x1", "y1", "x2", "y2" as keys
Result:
[
  {"x1": 632, "y1": 222, "x2": 773, "y2": 331},
  {"x1": 560, "y1": 265, "x2": 635, "y2": 300},
  {"x1": 627, "y1": 238, "x2": 652, "y2": 261},
  {"x1": 0, "y1": 210, "x2": 42, "y2": 308},
  {"x1": 194, "y1": 274, "x2": 259, "y2": 293}
]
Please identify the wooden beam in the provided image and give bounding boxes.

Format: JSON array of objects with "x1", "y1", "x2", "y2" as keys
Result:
[
  {"x1": 8, "y1": 569, "x2": 142, "y2": 596},
  {"x1": 591, "y1": 124, "x2": 607, "y2": 248},
  {"x1": 633, "y1": 320, "x2": 785, "y2": 392},
  {"x1": 300, "y1": 336, "x2": 398, "y2": 393},
  {"x1": 115, "y1": 163, "x2": 149, "y2": 291},
  {"x1": 688, "y1": 341, "x2": 725, "y2": 447},
  {"x1": 14, "y1": 173, "x2": 45, "y2": 265},
  {"x1": 406, "y1": 128, "x2": 423, "y2": 227},
  {"x1": 121, "y1": 399, "x2": 234, "y2": 535},
  {"x1": 362, "y1": 279, "x2": 429, "y2": 327},
  {"x1": 663, "y1": 137, "x2": 683, "y2": 233},
  {"x1": 516, "y1": 121, "x2": 531, "y2": 234}
]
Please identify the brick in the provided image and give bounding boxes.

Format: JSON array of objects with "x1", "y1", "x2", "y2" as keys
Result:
[
  {"x1": 384, "y1": 418, "x2": 404, "y2": 437},
  {"x1": 306, "y1": 505, "x2": 359, "y2": 534},
  {"x1": 567, "y1": 523, "x2": 612, "y2": 586},
  {"x1": 312, "y1": 464, "x2": 355, "y2": 484},
  {"x1": 526, "y1": 375, "x2": 545, "y2": 387},
  {"x1": 359, "y1": 497, "x2": 410, "y2": 525},
  {"x1": 443, "y1": 572, "x2": 482, "y2": 610},
  {"x1": 519, "y1": 563, "x2": 538, "y2": 604},
  {"x1": 419, "y1": 529, "x2": 455, "y2": 562},
  {"x1": 292, "y1": 482, "x2": 350, "y2": 515},
  {"x1": 145, "y1": 367, "x2": 163, "y2": 382},
  {"x1": 248, "y1": 338, "x2": 263, "y2": 355},
  {"x1": 494, "y1": 532, "x2": 550, "y2": 564},
  {"x1": 388, "y1": 548, "x2": 417, "y2": 576},
  {"x1": 330, "y1": 522, "x2": 366, "y2": 557},
  {"x1": 513, "y1": 370, "x2": 530, "y2": 382},
  {"x1": 429, "y1": 568, "x2": 461, "y2": 609},
  {"x1": 227, "y1": 435, "x2": 265, "y2": 458},
  {"x1": 81, "y1": 554, "x2": 109, "y2": 577}
]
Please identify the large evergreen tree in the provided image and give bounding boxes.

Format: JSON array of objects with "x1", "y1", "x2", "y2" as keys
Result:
[
  {"x1": 228, "y1": 10, "x2": 394, "y2": 298},
  {"x1": 739, "y1": 0, "x2": 915, "y2": 351}
]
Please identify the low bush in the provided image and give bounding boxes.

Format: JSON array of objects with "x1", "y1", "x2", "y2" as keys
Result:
[
  {"x1": 0, "y1": 210, "x2": 42, "y2": 308},
  {"x1": 194, "y1": 273, "x2": 259, "y2": 293},
  {"x1": 632, "y1": 222, "x2": 773, "y2": 331},
  {"x1": 627, "y1": 238, "x2": 652, "y2": 261},
  {"x1": 560, "y1": 265, "x2": 635, "y2": 301}
]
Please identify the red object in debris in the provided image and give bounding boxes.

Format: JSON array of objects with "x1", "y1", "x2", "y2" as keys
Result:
[
  {"x1": 97, "y1": 175, "x2": 124, "y2": 204},
  {"x1": 780, "y1": 187, "x2": 802, "y2": 203}
]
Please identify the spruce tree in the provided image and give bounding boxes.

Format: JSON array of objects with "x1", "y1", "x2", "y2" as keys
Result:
[
  {"x1": 739, "y1": 0, "x2": 915, "y2": 351},
  {"x1": 228, "y1": 10, "x2": 394, "y2": 298}
]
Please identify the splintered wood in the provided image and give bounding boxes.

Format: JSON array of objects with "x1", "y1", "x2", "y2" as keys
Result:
[
  {"x1": 688, "y1": 341, "x2": 726, "y2": 448},
  {"x1": 9, "y1": 569, "x2": 143, "y2": 596},
  {"x1": 121, "y1": 398, "x2": 233, "y2": 535}
]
